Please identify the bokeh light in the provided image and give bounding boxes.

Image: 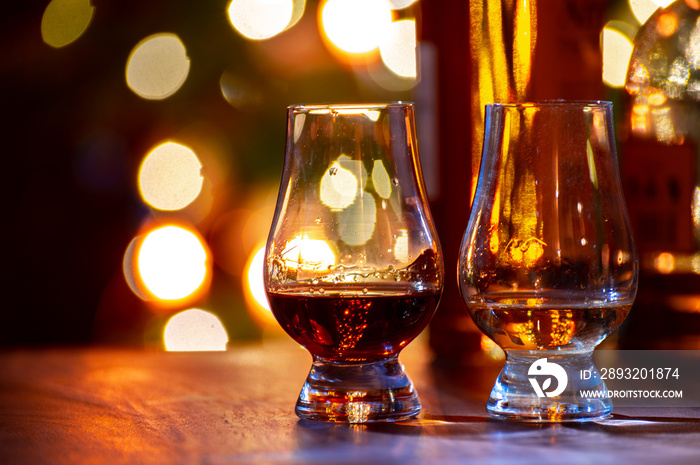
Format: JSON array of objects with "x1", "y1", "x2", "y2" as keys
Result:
[
  {"x1": 685, "y1": 18, "x2": 700, "y2": 68},
  {"x1": 41, "y1": 0, "x2": 94, "y2": 48},
  {"x1": 164, "y1": 309, "x2": 228, "y2": 351},
  {"x1": 602, "y1": 27, "x2": 635, "y2": 88},
  {"x1": 364, "y1": 60, "x2": 418, "y2": 92},
  {"x1": 379, "y1": 20, "x2": 417, "y2": 78},
  {"x1": 656, "y1": 11, "x2": 680, "y2": 37},
  {"x1": 388, "y1": 0, "x2": 418, "y2": 9},
  {"x1": 123, "y1": 236, "x2": 147, "y2": 301},
  {"x1": 243, "y1": 246, "x2": 278, "y2": 327},
  {"x1": 246, "y1": 246, "x2": 271, "y2": 312},
  {"x1": 320, "y1": 0, "x2": 393, "y2": 54},
  {"x1": 227, "y1": 0, "x2": 297, "y2": 40},
  {"x1": 693, "y1": 187, "x2": 700, "y2": 238},
  {"x1": 138, "y1": 142, "x2": 204, "y2": 211},
  {"x1": 630, "y1": 0, "x2": 675, "y2": 25},
  {"x1": 242, "y1": 201, "x2": 276, "y2": 253},
  {"x1": 137, "y1": 225, "x2": 209, "y2": 301},
  {"x1": 209, "y1": 187, "x2": 276, "y2": 279},
  {"x1": 655, "y1": 252, "x2": 676, "y2": 274},
  {"x1": 220, "y1": 71, "x2": 264, "y2": 111},
  {"x1": 126, "y1": 33, "x2": 190, "y2": 100}
]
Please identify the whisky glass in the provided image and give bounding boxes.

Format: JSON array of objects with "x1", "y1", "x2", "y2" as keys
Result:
[
  {"x1": 265, "y1": 103, "x2": 443, "y2": 422},
  {"x1": 458, "y1": 101, "x2": 638, "y2": 421}
]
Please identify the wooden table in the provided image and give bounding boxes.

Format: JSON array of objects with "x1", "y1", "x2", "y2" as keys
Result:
[{"x1": 1, "y1": 339, "x2": 699, "y2": 464}]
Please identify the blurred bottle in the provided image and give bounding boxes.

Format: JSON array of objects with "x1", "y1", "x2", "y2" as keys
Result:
[
  {"x1": 619, "y1": 0, "x2": 700, "y2": 349},
  {"x1": 421, "y1": 0, "x2": 606, "y2": 363}
]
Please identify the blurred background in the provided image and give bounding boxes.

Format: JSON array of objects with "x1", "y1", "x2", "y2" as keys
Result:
[{"x1": 2, "y1": 0, "x2": 697, "y2": 352}]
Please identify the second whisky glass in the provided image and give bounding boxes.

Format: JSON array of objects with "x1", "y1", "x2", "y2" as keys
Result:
[{"x1": 458, "y1": 101, "x2": 638, "y2": 421}]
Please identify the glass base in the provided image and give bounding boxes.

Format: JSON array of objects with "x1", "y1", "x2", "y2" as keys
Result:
[
  {"x1": 487, "y1": 350, "x2": 611, "y2": 422},
  {"x1": 295, "y1": 355, "x2": 421, "y2": 423}
]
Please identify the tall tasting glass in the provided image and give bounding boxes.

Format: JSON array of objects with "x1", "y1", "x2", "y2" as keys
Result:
[
  {"x1": 265, "y1": 103, "x2": 443, "y2": 423},
  {"x1": 458, "y1": 101, "x2": 638, "y2": 421}
]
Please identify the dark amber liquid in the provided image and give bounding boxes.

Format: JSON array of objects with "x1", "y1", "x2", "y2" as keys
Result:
[{"x1": 268, "y1": 288, "x2": 441, "y2": 362}]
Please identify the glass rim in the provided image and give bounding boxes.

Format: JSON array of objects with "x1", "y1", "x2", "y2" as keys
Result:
[
  {"x1": 487, "y1": 100, "x2": 612, "y2": 109},
  {"x1": 288, "y1": 102, "x2": 414, "y2": 111}
]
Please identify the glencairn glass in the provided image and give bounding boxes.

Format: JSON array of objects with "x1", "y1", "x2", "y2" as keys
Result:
[
  {"x1": 458, "y1": 101, "x2": 638, "y2": 421},
  {"x1": 265, "y1": 103, "x2": 443, "y2": 422}
]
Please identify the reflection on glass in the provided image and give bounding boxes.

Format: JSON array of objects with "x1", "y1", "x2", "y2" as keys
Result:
[
  {"x1": 281, "y1": 235, "x2": 337, "y2": 271},
  {"x1": 319, "y1": 158, "x2": 359, "y2": 210},
  {"x1": 337, "y1": 191, "x2": 377, "y2": 246},
  {"x1": 371, "y1": 160, "x2": 392, "y2": 199}
]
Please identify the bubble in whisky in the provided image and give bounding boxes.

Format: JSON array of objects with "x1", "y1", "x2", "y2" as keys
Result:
[
  {"x1": 267, "y1": 288, "x2": 441, "y2": 362},
  {"x1": 266, "y1": 249, "x2": 443, "y2": 362}
]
